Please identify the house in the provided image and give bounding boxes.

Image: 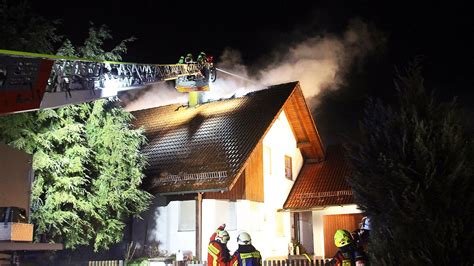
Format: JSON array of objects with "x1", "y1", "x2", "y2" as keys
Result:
[{"x1": 130, "y1": 81, "x2": 361, "y2": 260}]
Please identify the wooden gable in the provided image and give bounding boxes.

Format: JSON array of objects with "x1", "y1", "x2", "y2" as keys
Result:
[
  {"x1": 204, "y1": 141, "x2": 264, "y2": 202},
  {"x1": 283, "y1": 83, "x2": 325, "y2": 161}
]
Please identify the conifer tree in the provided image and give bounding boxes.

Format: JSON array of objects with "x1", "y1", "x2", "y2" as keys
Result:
[
  {"x1": 0, "y1": 0, "x2": 60, "y2": 53},
  {"x1": 346, "y1": 62, "x2": 474, "y2": 265},
  {"x1": 0, "y1": 9, "x2": 151, "y2": 250}
]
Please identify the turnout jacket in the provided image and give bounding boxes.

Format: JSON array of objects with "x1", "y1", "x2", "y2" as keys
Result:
[
  {"x1": 330, "y1": 244, "x2": 367, "y2": 266},
  {"x1": 208, "y1": 229, "x2": 232, "y2": 266},
  {"x1": 232, "y1": 245, "x2": 262, "y2": 266}
]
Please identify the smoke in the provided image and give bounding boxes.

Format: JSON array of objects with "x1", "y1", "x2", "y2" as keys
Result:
[
  {"x1": 123, "y1": 82, "x2": 187, "y2": 112},
  {"x1": 123, "y1": 18, "x2": 383, "y2": 111},
  {"x1": 205, "y1": 49, "x2": 263, "y2": 101},
  {"x1": 215, "y1": 19, "x2": 382, "y2": 106}
]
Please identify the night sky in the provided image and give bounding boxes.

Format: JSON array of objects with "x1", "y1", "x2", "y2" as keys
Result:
[
  {"x1": 31, "y1": 0, "x2": 473, "y2": 144},
  {"x1": 31, "y1": 1, "x2": 473, "y2": 73}
]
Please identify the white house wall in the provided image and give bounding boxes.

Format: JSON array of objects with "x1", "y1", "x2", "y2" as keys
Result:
[
  {"x1": 263, "y1": 110, "x2": 304, "y2": 190},
  {"x1": 260, "y1": 110, "x2": 304, "y2": 258},
  {"x1": 311, "y1": 204, "x2": 361, "y2": 258},
  {"x1": 201, "y1": 199, "x2": 239, "y2": 257},
  {"x1": 164, "y1": 201, "x2": 196, "y2": 255}
]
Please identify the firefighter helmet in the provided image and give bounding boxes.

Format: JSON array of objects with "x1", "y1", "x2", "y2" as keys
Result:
[
  {"x1": 237, "y1": 232, "x2": 252, "y2": 245},
  {"x1": 334, "y1": 229, "x2": 352, "y2": 247},
  {"x1": 361, "y1": 216, "x2": 371, "y2": 230},
  {"x1": 185, "y1": 53, "x2": 193, "y2": 63},
  {"x1": 216, "y1": 230, "x2": 230, "y2": 244}
]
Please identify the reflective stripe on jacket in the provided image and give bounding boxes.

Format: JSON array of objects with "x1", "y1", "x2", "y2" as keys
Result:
[
  {"x1": 208, "y1": 241, "x2": 231, "y2": 266},
  {"x1": 232, "y1": 249, "x2": 261, "y2": 266}
]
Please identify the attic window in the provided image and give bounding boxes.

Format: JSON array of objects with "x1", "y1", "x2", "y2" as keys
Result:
[{"x1": 285, "y1": 155, "x2": 292, "y2": 180}]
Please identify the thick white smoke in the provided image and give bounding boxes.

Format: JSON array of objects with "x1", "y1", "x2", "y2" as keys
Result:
[
  {"x1": 124, "y1": 82, "x2": 187, "y2": 112},
  {"x1": 260, "y1": 19, "x2": 380, "y2": 100},
  {"x1": 125, "y1": 19, "x2": 382, "y2": 111},
  {"x1": 216, "y1": 19, "x2": 381, "y2": 104},
  {"x1": 205, "y1": 49, "x2": 262, "y2": 101}
]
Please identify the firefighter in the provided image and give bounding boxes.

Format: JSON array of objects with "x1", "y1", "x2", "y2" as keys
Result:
[
  {"x1": 231, "y1": 232, "x2": 262, "y2": 266},
  {"x1": 208, "y1": 224, "x2": 232, "y2": 266},
  {"x1": 329, "y1": 229, "x2": 367, "y2": 266},
  {"x1": 197, "y1": 52, "x2": 207, "y2": 64},
  {"x1": 185, "y1": 53, "x2": 194, "y2": 64},
  {"x1": 352, "y1": 216, "x2": 371, "y2": 253},
  {"x1": 196, "y1": 51, "x2": 209, "y2": 77}
]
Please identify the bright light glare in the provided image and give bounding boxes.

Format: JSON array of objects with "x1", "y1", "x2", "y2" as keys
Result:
[{"x1": 102, "y1": 78, "x2": 121, "y2": 97}]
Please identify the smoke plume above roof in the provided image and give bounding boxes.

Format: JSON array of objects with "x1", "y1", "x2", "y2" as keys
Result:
[{"x1": 123, "y1": 18, "x2": 383, "y2": 111}]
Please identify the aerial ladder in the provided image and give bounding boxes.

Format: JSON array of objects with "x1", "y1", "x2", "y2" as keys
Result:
[{"x1": 0, "y1": 49, "x2": 216, "y2": 115}]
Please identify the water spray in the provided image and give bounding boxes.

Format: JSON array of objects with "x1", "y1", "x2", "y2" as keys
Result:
[{"x1": 216, "y1": 68, "x2": 262, "y2": 85}]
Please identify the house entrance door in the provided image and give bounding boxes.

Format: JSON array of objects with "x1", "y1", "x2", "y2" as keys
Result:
[
  {"x1": 323, "y1": 213, "x2": 363, "y2": 258},
  {"x1": 298, "y1": 212, "x2": 314, "y2": 254},
  {"x1": 290, "y1": 212, "x2": 314, "y2": 254}
]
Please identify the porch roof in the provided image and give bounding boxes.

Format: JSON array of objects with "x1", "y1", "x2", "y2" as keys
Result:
[{"x1": 283, "y1": 145, "x2": 354, "y2": 210}]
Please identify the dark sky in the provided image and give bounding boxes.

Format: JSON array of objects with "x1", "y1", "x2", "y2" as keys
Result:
[
  {"x1": 31, "y1": 1, "x2": 473, "y2": 66},
  {"x1": 29, "y1": 1, "x2": 471, "y2": 76},
  {"x1": 31, "y1": 0, "x2": 473, "y2": 144}
]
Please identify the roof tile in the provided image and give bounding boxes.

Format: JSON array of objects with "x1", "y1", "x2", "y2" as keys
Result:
[{"x1": 283, "y1": 145, "x2": 354, "y2": 209}]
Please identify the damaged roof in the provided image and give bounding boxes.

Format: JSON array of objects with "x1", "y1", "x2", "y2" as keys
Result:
[
  {"x1": 131, "y1": 81, "x2": 324, "y2": 195},
  {"x1": 283, "y1": 145, "x2": 354, "y2": 210}
]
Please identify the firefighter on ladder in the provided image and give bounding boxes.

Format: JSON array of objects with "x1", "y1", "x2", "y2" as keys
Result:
[{"x1": 208, "y1": 224, "x2": 232, "y2": 266}]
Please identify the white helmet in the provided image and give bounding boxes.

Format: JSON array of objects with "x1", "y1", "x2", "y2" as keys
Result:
[
  {"x1": 237, "y1": 232, "x2": 252, "y2": 245},
  {"x1": 361, "y1": 216, "x2": 371, "y2": 230},
  {"x1": 216, "y1": 230, "x2": 230, "y2": 244}
]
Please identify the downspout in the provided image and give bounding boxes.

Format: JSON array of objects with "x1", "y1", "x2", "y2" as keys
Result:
[{"x1": 195, "y1": 192, "x2": 203, "y2": 261}]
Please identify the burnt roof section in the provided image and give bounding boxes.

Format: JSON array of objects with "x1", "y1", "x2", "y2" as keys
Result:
[
  {"x1": 132, "y1": 82, "x2": 300, "y2": 195},
  {"x1": 283, "y1": 145, "x2": 354, "y2": 210}
]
